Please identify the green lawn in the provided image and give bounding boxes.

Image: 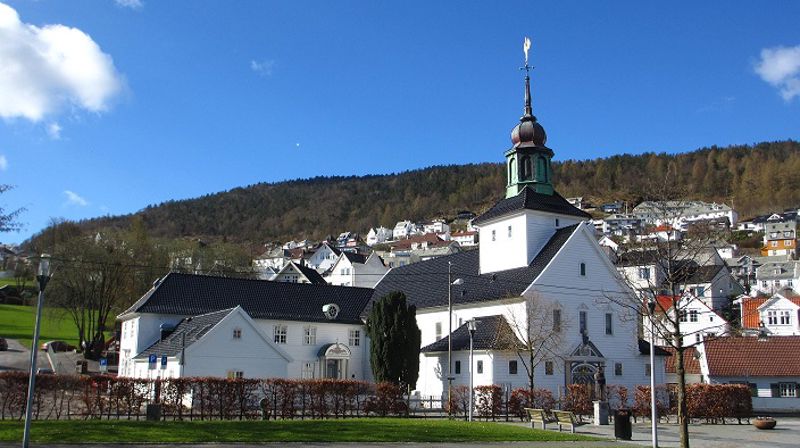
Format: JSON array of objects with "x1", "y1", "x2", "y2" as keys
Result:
[
  {"x1": 0, "y1": 304, "x2": 81, "y2": 348},
  {"x1": 0, "y1": 419, "x2": 602, "y2": 443}
]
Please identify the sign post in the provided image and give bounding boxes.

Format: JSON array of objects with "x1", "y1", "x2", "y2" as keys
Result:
[{"x1": 99, "y1": 357, "x2": 108, "y2": 373}]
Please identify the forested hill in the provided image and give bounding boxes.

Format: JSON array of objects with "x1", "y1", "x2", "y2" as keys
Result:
[{"x1": 50, "y1": 140, "x2": 800, "y2": 244}]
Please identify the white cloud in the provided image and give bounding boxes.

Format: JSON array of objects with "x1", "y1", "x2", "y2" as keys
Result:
[
  {"x1": 0, "y1": 2, "x2": 124, "y2": 122},
  {"x1": 46, "y1": 122, "x2": 62, "y2": 140},
  {"x1": 64, "y1": 190, "x2": 89, "y2": 207},
  {"x1": 250, "y1": 59, "x2": 275, "y2": 77},
  {"x1": 114, "y1": 0, "x2": 143, "y2": 9},
  {"x1": 754, "y1": 45, "x2": 800, "y2": 102},
  {"x1": 0, "y1": 155, "x2": 7, "y2": 171}
]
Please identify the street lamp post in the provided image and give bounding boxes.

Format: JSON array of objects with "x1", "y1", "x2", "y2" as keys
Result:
[
  {"x1": 23, "y1": 254, "x2": 52, "y2": 448},
  {"x1": 647, "y1": 299, "x2": 658, "y2": 448},
  {"x1": 447, "y1": 261, "x2": 463, "y2": 417},
  {"x1": 467, "y1": 319, "x2": 477, "y2": 422}
]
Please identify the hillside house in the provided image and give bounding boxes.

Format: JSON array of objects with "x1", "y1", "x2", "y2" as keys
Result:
[
  {"x1": 738, "y1": 292, "x2": 800, "y2": 336},
  {"x1": 366, "y1": 227, "x2": 393, "y2": 246},
  {"x1": 761, "y1": 217, "x2": 797, "y2": 257},
  {"x1": 271, "y1": 261, "x2": 327, "y2": 285},
  {"x1": 326, "y1": 252, "x2": 388, "y2": 288}
]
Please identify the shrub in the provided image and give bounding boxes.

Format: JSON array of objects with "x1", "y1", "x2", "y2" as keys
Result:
[
  {"x1": 474, "y1": 385, "x2": 502, "y2": 420},
  {"x1": 562, "y1": 384, "x2": 592, "y2": 418},
  {"x1": 508, "y1": 388, "x2": 556, "y2": 420}
]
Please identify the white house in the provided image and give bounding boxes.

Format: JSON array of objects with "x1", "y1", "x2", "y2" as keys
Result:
[
  {"x1": 305, "y1": 242, "x2": 341, "y2": 274},
  {"x1": 393, "y1": 220, "x2": 417, "y2": 240},
  {"x1": 738, "y1": 292, "x2": 800, "y2": 336},
  {"x1": 451, "y1": 231, "x2": 479, "y2": 247},
  {"x1": 372, "y1": 69, "x2": 665, "y2": 400},
  {"x1": 422, "y1": 219, "x2": 450, "y2": 237},
  {"x1": 117, "y1": 272, "x2": 373, "y2": 381},
  {"x1": 271, "y1": 261, "x2": 327, "y2": 284},
  {"x1": 632, "y1": 201, "x2": 738, "y2": 231},
  {"x1": 697, "y1": 336, "x2": 800, "y2": 413},
  {"x1": 754, "y1": 260, "x2": 799, "y2": 296},
  {"x1": 646, "y1": 294, "x2": 731, "y2": 346},
  {"x1": 326, "y1": 252, "x2": 388, "y2": 288},
  {"x1": 366, "y1": 227, "x2": 393, "y2": 246}
]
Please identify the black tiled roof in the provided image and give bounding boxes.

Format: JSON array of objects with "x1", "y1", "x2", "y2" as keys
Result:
[
  {"x1": 135, "y1": 308, "x2": 235, "y2": 359},
  {"x1": 343, "y1": 253, "x2": 367, "y2": 264},
  {"x1": 126, "y1": 272, "x2": 372, "y2": 324},
  {"x1": 293, "y1": 262, "x2": 327, "y2": 285},
  {"x1": 473, "y1": 187, "x2": 591, "y2": 225},
  {"x1": 421, "y1": 315, "x2": 522, "y2": 352},
  {"x1": 371, "y1": 224, "x2": 581, "y2": 311}
]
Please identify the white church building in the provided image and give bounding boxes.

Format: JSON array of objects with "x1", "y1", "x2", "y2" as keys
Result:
[{"x1": 372, "y1": 65, "x2": 666, "y2": 399}]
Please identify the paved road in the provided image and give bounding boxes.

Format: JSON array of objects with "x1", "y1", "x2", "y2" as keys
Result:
[{"x1": 0, "y1": 338, "x2": 48, "y2": 372}]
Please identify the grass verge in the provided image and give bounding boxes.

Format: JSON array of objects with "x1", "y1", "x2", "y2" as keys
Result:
[
  {"x1": 0, "y1": 304, "x2": 80, "y2": 348},
  {"x1": 0, "y1": 419, "x2": 602, "y2": 443}
]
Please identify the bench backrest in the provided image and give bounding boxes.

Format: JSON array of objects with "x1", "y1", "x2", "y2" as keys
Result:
[
  {"x1": 552, "y1": 410, "x2": 576, "y2": 424},
  {"x1": 525, "y1": 408, "x2": 547, "y2": 420}
]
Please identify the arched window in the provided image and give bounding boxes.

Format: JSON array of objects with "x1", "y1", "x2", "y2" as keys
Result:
[
  {"x1": 508, "y1": 158, "x2": 516, "y2": 184},
  {"x1": 522, "y1": 156, "x2": 532, "y2": 180}
]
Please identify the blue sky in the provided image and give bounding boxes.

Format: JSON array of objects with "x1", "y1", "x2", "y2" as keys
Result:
[{"x1": 1, "y1": 1, "x2": 799, "y2": 244}]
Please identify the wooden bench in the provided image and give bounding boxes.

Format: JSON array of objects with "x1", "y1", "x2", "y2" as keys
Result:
[
  {"x1": 524, "y1": 407, "x2": 549, "y2": 430},
  {"x1": 552, "y1": 410, "x2": 581, "y2": 433}
]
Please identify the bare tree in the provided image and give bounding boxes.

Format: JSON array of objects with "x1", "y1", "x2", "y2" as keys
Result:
[
  {"x1": 502, "y1": 293, "x2": 569, "y2": 393},
  {"x1": 0, "y1": 185, "x2": 24, "y2": 233},
  {"x1": 48, "y1": 234, "x2": 134, "y2": 359},
  {"x1": 610, "y1": 170, "x2": 737, "y2": 448}
]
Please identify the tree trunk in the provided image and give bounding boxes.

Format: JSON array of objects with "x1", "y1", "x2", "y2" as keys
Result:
[{"x1": 675, "y1": 335, "x2": 690, "y2": 448}]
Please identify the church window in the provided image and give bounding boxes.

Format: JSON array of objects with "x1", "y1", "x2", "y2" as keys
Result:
[
  {"x1": 645, "y1": 363, "x2": 651, "y2": 377},
  {"x1": 508, "y1": 158, "x2": 516, "y2": 183},
  {"x1": 491, "y1": 230, "x2": 496, "y2": 241},
  {"x1": 455, "y1": 360, "x2": 461, "y2": 374},
  {"x1": 555, "y1": 218, "x2": 559, "y2": 227},
  {"x1": 614, "y1": 362, "x2": 623, "y2": 376},
  {"x1": 303, "y1": 326, "x2": 317, "y2": 345},
  {"x1": 580, "y1": 263, "x2": 586, "y2": 276},
  {"x1": 508, "y1": 225, "x2": 512, "y2": 238},
  {"x1": 435, "y1": 322, "x2": 442, "y2": 340},
  {"x1": 477, "y1": 360, "x2": 484, "y2": 374},
  {"x1": 509, "y1": 360, "x2": 518, "y2": 374},
  {"x1": 301, "y1": 362, "x2": 315, "y2": 379},
  {"x1": 605, "y1": 313, "x2": 613, "y2": 335},
  {"x1": 545, "y1": 360, "x2": 554, "y2": 375},
  {"x1": 349, "y1": 329, "x2": 361, "y2": 346},
  {"x1": 552, "y1": 309, "x2": 561, "y2": 333},
  {"x1": 233, "y1": 328, "x2": 242, "y2": 339},
  {"x1": 579, "y1": 311, "x2": 587, "y2": 334}
]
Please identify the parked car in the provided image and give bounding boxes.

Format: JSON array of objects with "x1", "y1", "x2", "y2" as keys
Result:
[
  {"x1": 40, "y1": 340, "x2": 74, "y2": 352},
  {"x1": 0, "y1": 338, "x2": 7, "y2": 351},
  {"x1": 36, "y1": 367, "x2": 54, "y2": 375}
]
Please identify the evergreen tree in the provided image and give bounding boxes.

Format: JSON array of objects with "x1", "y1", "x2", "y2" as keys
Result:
[{"x1": 365, "y1": 291, "x2": 421, "y2": 388}]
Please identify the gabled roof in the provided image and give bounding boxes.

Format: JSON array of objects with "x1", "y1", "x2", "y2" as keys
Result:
[
  {"x1": 740, "y1": 293, "x2": 800, "y2": 329},
  {"x1": 135, "y1": 308, "x2": 235, "y2": 359},
  {"x1": 371, "y1": 224, "x2": 580, "y2": 310},
  {"x1": 421, "y1": 315, "x2": 522, "y2": 352},
  {"x1": 704, "y1": 336, "x2": 800, "y2": 377},
  {"x1": 120, "y1": 272, "x2": 372, "y2": 324},
  {"x1": 472, "y1": 187, "x2": 591, "y2": 225},
  {"x1": 663, "y1": 347, "x2": 701, "y2": 374}
]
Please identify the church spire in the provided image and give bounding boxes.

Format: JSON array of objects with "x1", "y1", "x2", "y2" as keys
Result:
[{"x1": 504, "y1": 37, "x2": 554, "y2": 198}]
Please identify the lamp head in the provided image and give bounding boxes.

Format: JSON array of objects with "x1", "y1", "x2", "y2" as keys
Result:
[
  {"x1": 452, "y1": 278, "x2": 464, "y2": 286},
  {"x1": 467, "y1": 318, "x2": 477, "y2": 332},
  {"x1": 38, "y1": 254, "x2": 51, "y2": 278}
]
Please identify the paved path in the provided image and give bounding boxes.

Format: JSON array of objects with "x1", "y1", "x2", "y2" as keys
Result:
[{"x1": 0, "y1": 338, "x2": 48, "y2": 372}]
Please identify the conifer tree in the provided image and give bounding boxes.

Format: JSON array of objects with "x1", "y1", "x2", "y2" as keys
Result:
[{"x1": 365, "y1": 291, "x2": 421, "y2": 388}]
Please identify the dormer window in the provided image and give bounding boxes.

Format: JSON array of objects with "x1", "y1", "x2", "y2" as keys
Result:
[{"x1": 555, "y1": 218, "x2": 560, "y2": 227}]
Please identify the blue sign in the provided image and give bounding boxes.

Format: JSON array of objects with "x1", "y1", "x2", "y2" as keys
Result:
[
  {"x1": 148, "y1": 354, "x2": 157, "y2": 369},
  {"x1": 161, "y1": 355, "x2": 168, "y2": 369},
  {"x1": 99, "y1": 358, "x2": 108, "y2": 366}
]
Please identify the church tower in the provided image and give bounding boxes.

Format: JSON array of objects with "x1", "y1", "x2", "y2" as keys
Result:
[{"x1": 505, "y1": 55, "x2": 554, "y2": 198}]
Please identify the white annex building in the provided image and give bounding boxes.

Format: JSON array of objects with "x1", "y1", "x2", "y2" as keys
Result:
[
  {"x1": 372, "y1": 66, "x2": 666, "y2": 399},
  {"x1": 117, "y1": 273, "x2": 373, "y2": 381}
]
